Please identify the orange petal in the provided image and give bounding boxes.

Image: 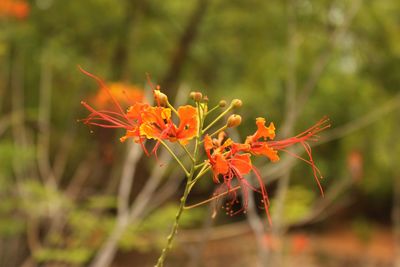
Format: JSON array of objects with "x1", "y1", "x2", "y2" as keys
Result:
[
  {"x1": 126, "y1": 102, "x2": 149, "y2": 120},
  {"x1": 120, "y1": 127, "x2": 141, "y2": 142},
  {"x1": 231, "y1": 153, "x2": 252, "y2": 174},
  {"x1": 214, "y1": 153, "x2": 229, "y2": 175},
  {"x1": 140, "y1": 107, "x2": 172, "y2": 140},
  {"x1": 250, "y1": 117, "x2": 276, "y2": 141},
  {"x1": 142, "y1": 106, "x2": 171, "y2": 124},
  {"x1": 231, "y1": 142, "x2": 250, "y2": 153},
  {"x1": 140, "y1": 123, "x2": 161, "y2": 140},
  {"x1": 252, "y1": 143, "x2": 279, "y2": 162},
  {"x1": 204, "y1": 134, "x2": 213, "y2": 152},
  {"x1": 176, "y1": 105, "x2": 198, "y2": 143}
]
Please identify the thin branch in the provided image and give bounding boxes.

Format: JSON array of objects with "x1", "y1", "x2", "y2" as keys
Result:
[
  {"x1": 117, "y1": 142, "x2": 144, "y2": 217},
  {"x1": 36, "y1": 53, "x2": 57, "y2": 188}
]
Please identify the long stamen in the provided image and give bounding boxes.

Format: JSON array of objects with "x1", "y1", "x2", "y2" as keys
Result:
[
  {"x1": 79, "y1": 66, "x2": 129, "y2": 122},
  {"x1": 252, "y1": 166, "x2": 272, "y2": 226},
  {"x1": 81, "y1": 102, "x2": 132, "y2": 128},
  {"x1": 301, "y1": 141, "x2": 324, "y2": 197}
]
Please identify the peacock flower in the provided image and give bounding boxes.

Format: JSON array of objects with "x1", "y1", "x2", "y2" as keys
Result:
[
  {"x1": 203, "y1": 132, "x2": 251, "y2": 182},
  {"x1": 204, "y1": 132, "x2": 271, "y2": 223},
  {"x1": 243, "y1": 116, "x2": 330, "y2": 195},
  {"x1": 140, "y1": 105, "x2": 198, "y2": 145}
]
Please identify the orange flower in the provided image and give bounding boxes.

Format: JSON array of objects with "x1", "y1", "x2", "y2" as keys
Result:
[
  {"x1": 92, "y1": 82, "x2": 144, "y2": 109},
  {"x1": 0, "y1": 0, "x2": 29, "y2": 20},
  {"x1": 204, "y1": 132, "x2": 271, "y2": 224},
  {"x1": 140, "y1": 105, "x2": 198, "y2": 145},
  {"x1": 204, "y1": 133, "x2": 251, "y2": 182}
]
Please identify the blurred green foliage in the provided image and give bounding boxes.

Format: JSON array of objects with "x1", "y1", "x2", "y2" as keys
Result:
[{"x1": 270, "y1": 186, "x2": 315, "y2": 225}]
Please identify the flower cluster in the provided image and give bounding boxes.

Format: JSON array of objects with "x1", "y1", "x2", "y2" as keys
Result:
[
  {"x1": 80, "y1": 68, "x2": 198, "y2": 153},
  {"x1": 80, "y1": 67, "x2": 330, "y2": 225}
]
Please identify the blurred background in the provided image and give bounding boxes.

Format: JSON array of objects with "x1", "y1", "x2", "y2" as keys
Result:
[{"x1": 1, "y1": 0, "x2": 399, "y2": 266}]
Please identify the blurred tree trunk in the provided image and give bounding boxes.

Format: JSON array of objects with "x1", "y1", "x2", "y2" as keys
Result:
[
  {"x1": 111, "y1": 0, "x2": 146, "y2": 81},
  {"x1": 160, "y1": 0, "x2": 209, "y2": 97}
]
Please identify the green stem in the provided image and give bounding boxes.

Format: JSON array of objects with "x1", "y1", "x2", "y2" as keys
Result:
[
  {"x1": 205, "y1": 103, "x2": 220, "y2": 117},
  {"x1": 154, "y1": 169, "x2": 195, "y2": 267},
  {"x1": 202, "y1": 105, "x2": 233, "y2": 133},
  {"x1": 155, "y1": 101, "x2": 205, "y2": 267},
  {"x1": 167, "y1": 101, "x2": 179, "y2": 116},
  {"x1": 188, "y1": 165, "x2": 210, "y2": 192},
  {"x1": 158, "y1": 139, "x2": 189, "y2": 177},
  {"x1": 184, "y1": 184, "x2": 241, "y2": 210},
  {"x1": 204, "y1": 125, "x2": 227, "y2": 140},
  {"x1": 194, "y1": 165, "x2": 211, "y2": 182},
  {"x1": 179, "y1": 142, "x2": 195, "y2": 162},
  {"x1": 194, "y1": 161, "x2": 207, "y2": 170}
]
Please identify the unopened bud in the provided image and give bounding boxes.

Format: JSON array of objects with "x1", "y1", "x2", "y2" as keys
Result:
[
  {"x1": 227, "y1": 114, "x2": 242, "y2": 128},
  {"x1": 231, "y1": 99, "x2": 242, "y2": 108},
  {"x1": 154, "y1": 90, "x2": 168, "y2": 106},
  {"x1": 219, "y1": 100, "x2": 227, "y2": 107},
  {"x1": 190, "y1": 91, "x2": 203, "y2": 102}
]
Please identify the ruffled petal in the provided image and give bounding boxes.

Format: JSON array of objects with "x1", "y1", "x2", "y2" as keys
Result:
[
  {"x1": 251, "y1": 143, "x2": 279, "y2": 162},
  {"x1": 247, "y1": 117, "x2": 276, "y2": 142},
  {"x1": 231, "y1": 153, "x2": 252, "y2": 175}
]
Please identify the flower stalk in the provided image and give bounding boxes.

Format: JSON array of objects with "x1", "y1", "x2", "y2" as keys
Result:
[{"x1": 155, "y1": 99, "x2": 205, "y2": 267}]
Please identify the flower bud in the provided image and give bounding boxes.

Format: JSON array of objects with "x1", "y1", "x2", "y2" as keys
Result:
[
  {"x1": 227, "y1": 114, "x2": 242, "y2": 128},
  {"x1": 190, "y1": 91, "x2": 203, "y2": 102},
  {"x1": 231, "y1": 99, "x2": 242, "y2": 108},
  {"x1": 154, "y1": 90, "x2": 168, "y2": 106},
  {"x1": 219, "y1": 100, "x2": 227, "y2": 107}
]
